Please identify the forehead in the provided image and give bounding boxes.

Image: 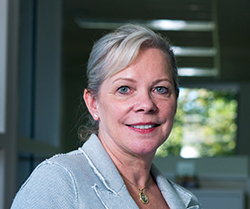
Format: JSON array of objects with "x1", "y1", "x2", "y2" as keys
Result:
[{"x1": 108, "y1": 48, "x2": 172, "y2": 82}]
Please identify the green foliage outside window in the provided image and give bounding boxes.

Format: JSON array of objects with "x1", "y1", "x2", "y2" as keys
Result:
[{"x1": 156, "y1": 88, "x2": 238, "y2": 158}]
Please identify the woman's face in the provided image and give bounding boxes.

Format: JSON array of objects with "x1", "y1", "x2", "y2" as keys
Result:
[{"x1": 87, "y1": 48, "x2": 177, "y2": 157}]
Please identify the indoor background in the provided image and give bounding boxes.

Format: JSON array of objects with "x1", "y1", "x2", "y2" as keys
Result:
[{"x1": 1, "y1": 0, "x2": 250, "y2": 208}]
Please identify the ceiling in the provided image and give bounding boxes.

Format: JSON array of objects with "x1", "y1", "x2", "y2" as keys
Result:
[
  {"x1": 62, "y1": 0, "x2": 250, "y2": 81},
  {"x1": 62, "y1": 0, "x2": 217, "y2": 78}
]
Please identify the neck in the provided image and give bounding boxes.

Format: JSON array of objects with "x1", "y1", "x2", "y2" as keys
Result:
[{"x1": 98, "y1": 135, "x2": 155, "y2": 188}]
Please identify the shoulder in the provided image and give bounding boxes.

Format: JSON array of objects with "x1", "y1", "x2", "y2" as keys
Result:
[
  {"x1": 11, "y1": 149, "x2": 88, "y2": 209},
  {"x1": 45, "y1": 149, "x2": 87, "y2": 171}
]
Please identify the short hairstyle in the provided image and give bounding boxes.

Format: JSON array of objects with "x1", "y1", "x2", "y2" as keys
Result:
[{"x1": 79, "y1": 23, "x2": 179, "y2": 140}]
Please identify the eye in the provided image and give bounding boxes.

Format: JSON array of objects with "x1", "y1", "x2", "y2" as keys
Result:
[
  {"x1": 118, "y1": 86, "x2": 130, "y2": 94},
  {"x1": 154, "y1": 86, "x2": 168, "y2": 94}
]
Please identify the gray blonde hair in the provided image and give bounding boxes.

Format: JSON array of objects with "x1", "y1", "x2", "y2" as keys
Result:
[{"x1": 79, "y1": 23, "x2": 179, "y2": 140}]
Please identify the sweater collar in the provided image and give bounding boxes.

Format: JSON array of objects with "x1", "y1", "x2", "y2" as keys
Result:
[
  {"x1": 80, "y1": 134, "x2": 194, "y2": 209},
  {"x1": 79, "y1": 134, "x2": 139, "y2": 208},
  {"x1": 79, "y1": 134, "x2": 126, "y2": 193},
  {"x1": 151, "y1": 164, "x2": 193, "y2": 209}
]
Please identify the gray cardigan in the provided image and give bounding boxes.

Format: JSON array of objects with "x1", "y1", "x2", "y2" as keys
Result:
[{"x1": 11, "y1": 134, "x2": 202, "y2": 208}]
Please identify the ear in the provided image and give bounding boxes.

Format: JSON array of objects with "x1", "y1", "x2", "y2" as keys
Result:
[{"x1": 83, "y1": 89, "x2": 99, "y2": 121}]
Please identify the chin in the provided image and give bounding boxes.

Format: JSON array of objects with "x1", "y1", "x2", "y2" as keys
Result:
[{"x1": 129, "y1": 141, "x2": 162, "y2": 156}]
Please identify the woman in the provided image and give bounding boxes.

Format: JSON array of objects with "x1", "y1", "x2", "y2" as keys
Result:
[{"x1": 11, "y1": 24, "x2": 202, "y2": 208}]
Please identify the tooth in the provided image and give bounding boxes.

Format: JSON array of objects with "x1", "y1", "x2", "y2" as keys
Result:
[{"x1": 132, "y1": 125, "x2": 154, "y2": 129}]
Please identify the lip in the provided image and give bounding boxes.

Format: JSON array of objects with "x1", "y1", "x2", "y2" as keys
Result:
[{"x1": 126, "y1": 122, "x2": 159, "y2": 134}]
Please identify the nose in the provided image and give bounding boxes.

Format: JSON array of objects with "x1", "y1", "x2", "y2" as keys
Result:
[{"x1": 134, "y1": 91, "x2": 157, "y2": 113}]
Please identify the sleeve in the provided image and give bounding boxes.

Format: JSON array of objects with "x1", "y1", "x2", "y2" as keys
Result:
[{"x1": 11, "y1": 162, "x2": 78, "y2": 209}]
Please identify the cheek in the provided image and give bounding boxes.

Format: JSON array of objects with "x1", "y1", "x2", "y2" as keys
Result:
[
  {"x1": 159, "y1": 101, "x2": 176, "y2": 116},
  {"x1": 99, "y1": 99, "x2": 128, "y2": 123}
]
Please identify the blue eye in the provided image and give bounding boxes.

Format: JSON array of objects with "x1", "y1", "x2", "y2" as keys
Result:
[
  {"x1": 118, "y1": 86, "x2": 130, "y2": 94},
  {"x1": 155, "y1": 86, "x2": 168, "y2": 94}
]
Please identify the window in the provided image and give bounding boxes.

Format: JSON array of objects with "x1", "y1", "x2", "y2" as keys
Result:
[{"x1": 156, "y1": 87, "x2": 238, "y2": 158}]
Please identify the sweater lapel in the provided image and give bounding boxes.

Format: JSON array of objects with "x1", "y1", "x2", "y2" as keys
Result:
[{"x1": 80, "y1": 134, "x2": 138, "y2": 208}]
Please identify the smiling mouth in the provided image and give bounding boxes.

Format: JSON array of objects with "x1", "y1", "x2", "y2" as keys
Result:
[{"x1": 126, "y1": 124, "x2": 159, "y2": 129}]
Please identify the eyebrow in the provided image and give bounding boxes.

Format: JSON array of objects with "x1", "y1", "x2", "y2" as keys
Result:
[
  {"x1": 112, "y1": 78, "x2": 135, "y2": 84},
  {"x1": 152, "y1": 78, "x2": 172, "y2": 85}
]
